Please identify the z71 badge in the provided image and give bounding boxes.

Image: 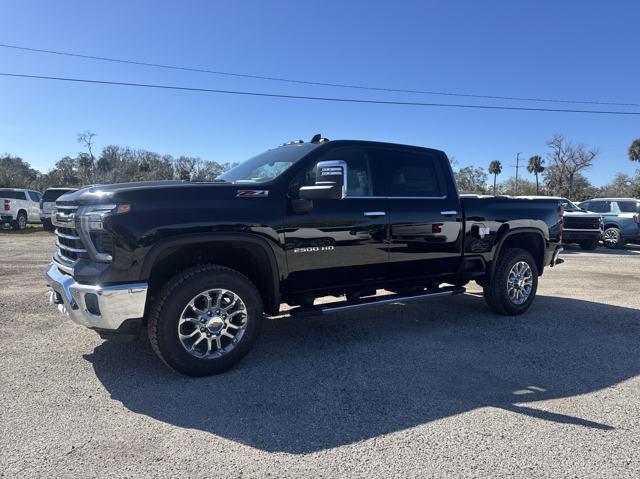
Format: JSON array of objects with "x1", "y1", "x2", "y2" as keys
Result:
[{"x1": 236, "y1": 189, "x2": 269, "y2": 197}]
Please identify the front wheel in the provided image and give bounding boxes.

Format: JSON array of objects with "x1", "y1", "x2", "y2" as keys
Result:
[
  {"x1": 148, "y1": 264, "x2": 264, "y2": 376},
  {"x1": 603, "y1": 228, "x2": 624, "y2": 249},
  {"x1": 483, "y1": 248, "x2": 538, "y2": 315}
]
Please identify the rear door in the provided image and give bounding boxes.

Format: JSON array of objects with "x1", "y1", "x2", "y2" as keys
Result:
[
  {"x1": 373, "y1": 147, "x2": 463, "y2": 280},
  {"x1": 282, "y1": 146, "x2": 388, "y2": 292}
]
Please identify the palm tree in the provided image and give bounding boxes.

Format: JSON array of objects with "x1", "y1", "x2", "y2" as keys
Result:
[
  {"x1": 488, "y1": 160, "x2": 502, "y2": 195},
  {"x1": 629, "y1": 138, "x2": 640, "y2": 163},
  {"x1": 527, "y1": 155, "x2": 545, "y2": 195}
]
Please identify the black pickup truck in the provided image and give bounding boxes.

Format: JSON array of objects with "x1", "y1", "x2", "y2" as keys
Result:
[{"x1": 46, "y1": 136, "x2": 564, "y2": 376}]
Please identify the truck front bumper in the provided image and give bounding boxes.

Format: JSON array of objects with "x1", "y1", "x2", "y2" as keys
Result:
[{"x1": 46, "y1": 264, "x2": 148, "y2": 339}]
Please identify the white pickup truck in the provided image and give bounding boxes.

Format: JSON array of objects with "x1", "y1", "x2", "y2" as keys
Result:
[{"x1": 0, "y1": 188, "x2": 42, "y2": 230}]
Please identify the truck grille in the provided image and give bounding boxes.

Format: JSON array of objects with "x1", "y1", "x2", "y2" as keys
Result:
[
  {"x1": 52, "y1": 205, "x2": 88, "y2": 263},
  {"x1": 564, "y1": 216, "x2": 601, "y2": 230}
]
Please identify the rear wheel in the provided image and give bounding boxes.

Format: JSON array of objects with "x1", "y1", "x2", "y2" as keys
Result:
[
  {"x1": 603, "y1": 228, "x2": 624, "y2": 249},
  {"x1": 12, "y1": 211, "x2": 27, "y2": 231},
  {"x1": 579, "y1": 238, "x2": 599, "y2": 250},
  {"x1": 483, "y1": 248, "x2": 538, "y2": 315},
  {"x1": 148, "y1": 264, "x2": 264, "y2": 376}
]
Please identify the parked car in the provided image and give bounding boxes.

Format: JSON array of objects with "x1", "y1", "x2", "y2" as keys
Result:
[
  {"x1": 0, "y1": 188, "x2": 42, "y2": 230},
  {"x1": 40, "y1": 188, "x2": 77, "y2": 231},
  {"x1": 577, "y1": 198, "x2": 640, "y2": 248},
  {"x1": 518, "y1": 196, "x2": 603, "y2": 250},
  {"x1": 46, "y1": 136, "x2": 564, "y2": 376}
]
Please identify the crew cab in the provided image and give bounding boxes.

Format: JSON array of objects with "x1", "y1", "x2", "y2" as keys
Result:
[
  {"x1": 577, "y1": 198, "x2": 640, "y2": 248},
  {"x1": 518, "y1": 196, "x2": 603, "y2": 250},
  {"x1": 46, "y1": 137, "x2": 564, "y2": 376},
  {"x1": 0, "y1": 188, "x2": 42, "y2": 230},
  {"x1": 40, "y1": 187, "x2": 78, "y2": 231}
]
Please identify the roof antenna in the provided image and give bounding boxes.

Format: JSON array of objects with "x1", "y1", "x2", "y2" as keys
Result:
[{"x1": 310, "y1": 134, "x2": 329, "y2": 143}]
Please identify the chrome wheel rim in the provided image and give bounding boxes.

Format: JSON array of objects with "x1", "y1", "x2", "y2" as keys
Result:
[
  {"x1": 507, "y1": 261, "x2": 533, "y2": 305},
  {"x1": 178, "y1": 288, "x2": 248, "y2": 359},
  {"x1": 19, "y1": 215, "x2": 26, "y2": 229},
  {"x1": 603, "y1": 229, "x2": 618, "y2": 245}
]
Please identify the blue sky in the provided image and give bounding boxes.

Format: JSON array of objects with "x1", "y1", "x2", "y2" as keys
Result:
[{"x1": 1, "y1": 0, "x2": 638, "y2": 186}]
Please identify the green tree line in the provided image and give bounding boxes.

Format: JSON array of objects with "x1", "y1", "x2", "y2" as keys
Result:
[
  {"x1": 0, "y1": 131, "x2": 236, "y2": 191},
  {"x1": 454, "y1": 135, "x2": 640, "y2": 200}
]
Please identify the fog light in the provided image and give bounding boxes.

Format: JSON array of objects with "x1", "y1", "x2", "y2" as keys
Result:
[{"x1": 85, "y1": 293, "x2": 101, "y2": 316}]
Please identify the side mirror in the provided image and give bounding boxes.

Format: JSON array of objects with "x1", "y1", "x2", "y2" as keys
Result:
[{"x1": 299, "y1": 160, "x2": 347, "y2": 200}]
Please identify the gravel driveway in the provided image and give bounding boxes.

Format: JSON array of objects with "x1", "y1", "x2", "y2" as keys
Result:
[{"x1": 1, "y1": 230, "x2": 639, "y2": 478}]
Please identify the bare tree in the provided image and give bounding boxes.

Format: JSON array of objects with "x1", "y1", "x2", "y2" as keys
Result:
[
  {"x1": 544, "y1": 135, "x2": 598, "y2": 199},
  {"x1": 78, "y1": 130, "x2": 97, "y2": 160}
]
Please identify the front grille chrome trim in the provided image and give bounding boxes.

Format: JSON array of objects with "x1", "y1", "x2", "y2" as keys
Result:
[{"x1": 55, "y1": 240, "x2": 87, "y2": 254}]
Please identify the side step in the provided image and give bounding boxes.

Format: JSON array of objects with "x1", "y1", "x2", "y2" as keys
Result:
[{"x1": 290, "y1": 285, "x2": 466, "y2": 317}]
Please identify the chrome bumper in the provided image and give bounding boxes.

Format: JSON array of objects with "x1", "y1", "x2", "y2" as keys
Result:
[{"x1": 46, "y1": 263, "x2": 148, "y2": 331}]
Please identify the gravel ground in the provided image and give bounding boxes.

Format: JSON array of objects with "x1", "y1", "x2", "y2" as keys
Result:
[{"x1": 1, "y1": 230, "x2": 639, "y2": 478}]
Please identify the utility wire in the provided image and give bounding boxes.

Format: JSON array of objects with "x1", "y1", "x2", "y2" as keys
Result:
[
  {"x1": 0, "y1": 42, "x2": 638, "y2": 108},
  {"x1": 1, "y1": 71, "x2": 638, "y2": 116}
]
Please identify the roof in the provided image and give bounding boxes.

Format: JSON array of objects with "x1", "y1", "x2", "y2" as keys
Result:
[{"x1": 580, "y1": 198, "x2": 639, "y2": 202}]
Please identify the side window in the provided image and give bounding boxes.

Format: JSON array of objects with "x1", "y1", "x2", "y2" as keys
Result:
[
  {"x1": 28, "y1": 191, "x2": 40, "y2": 202},
  {"x1": 589, "y1": 201, "x2": 610, "y2": 213},
  {"x1": 378, "y1": 149, "x2": 444, "y2": 197},
  {"x1": 297, "y1": 148, "x2": 378, "y2": 197}
]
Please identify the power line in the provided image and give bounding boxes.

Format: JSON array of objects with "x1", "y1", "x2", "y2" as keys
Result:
[
  {"x1": 1, "y1": 72, "x2": 639, "y2": 116},
  {"x1": 0, "y1": 42, "x2": 638, "y2": 108}
]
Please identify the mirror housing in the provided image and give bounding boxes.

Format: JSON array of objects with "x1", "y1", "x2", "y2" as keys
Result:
[{"x1": 299, "y1": 160, "x2": 347, "y2": 200}]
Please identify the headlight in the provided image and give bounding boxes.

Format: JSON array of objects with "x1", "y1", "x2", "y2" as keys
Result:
[{"x1": 76, "y1": 204, "x2": 130, "y2": 262}]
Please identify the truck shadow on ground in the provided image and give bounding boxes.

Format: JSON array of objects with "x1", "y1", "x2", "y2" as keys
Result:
[{"x1": 85, "y1": 294, "x2": 640, "y2": 454}]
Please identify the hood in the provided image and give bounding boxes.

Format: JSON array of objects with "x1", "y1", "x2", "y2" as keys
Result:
[
  {"x1": 56, "y1": 180, "x2": 244, "y2": 206},
  {"x1": 563, "y1": 210, "x2": 601, "y2": 218}
]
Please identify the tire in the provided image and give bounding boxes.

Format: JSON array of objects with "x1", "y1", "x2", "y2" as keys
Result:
[
  {"x1": 42, "y1": 220, "x2": 55, "y2": 232},
  {"x1": 12, "y1": 211, "x2": 27, "y2": 231},
  {"x1": 603, "y1": 228, "x2": 624, "y2": 249},
  {"x1": 483, "y1": 247, "x2": 538, "y2": 315},
  {"x1": 579, "y1": 238, "x2": 599, "y2": 250},
  {"x1": 148, "y1": 264, "x2": 264, "y2": 377}
]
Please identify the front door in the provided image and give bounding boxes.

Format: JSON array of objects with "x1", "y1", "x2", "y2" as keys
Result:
[
  {"x1": 282, "y1": 147, "x2": 388, "y2": 292},
  {"x1": 372, "y1": 147, "x2": 463, "y2": 280}
]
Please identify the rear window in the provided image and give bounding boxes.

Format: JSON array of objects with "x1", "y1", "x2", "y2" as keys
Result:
[
  {"x1": 0, "y1": 190, "x2": 27, "y2": 200},
  {"x1": 42, "y1": 189, "x2": 74, "y2": 201}
]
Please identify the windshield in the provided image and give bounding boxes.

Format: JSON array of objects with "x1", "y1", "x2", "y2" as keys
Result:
[
  {"x1": 618, "y1": 200, "x2": 640, "y2": 213},
  {"x1": 560, "y1": 198, "x2": 582, "y2": 212},
  {"x1": 218, "y1": 143, "x2": 318, "y2": 184}
]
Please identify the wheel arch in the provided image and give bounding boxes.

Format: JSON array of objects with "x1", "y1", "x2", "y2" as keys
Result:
[
  {"x1": 141, "y1": 233, "x2": 283, "y2": 315},
  {"x1": 489, "y1": 227, "x2": 546, "y2": 280}
]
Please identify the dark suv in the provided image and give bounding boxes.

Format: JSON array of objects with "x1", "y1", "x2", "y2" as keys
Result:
[{"x1": 578, "y1": 198, "x2": 640, "y2": 248}]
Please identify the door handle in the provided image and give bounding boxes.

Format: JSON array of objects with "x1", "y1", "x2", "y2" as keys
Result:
[
  {"x1": 364, "y1": 211, "x2": 386, "y2": 217},
  {"x1": 440, "y1": 210, "x2": 458, "y2": 216}
]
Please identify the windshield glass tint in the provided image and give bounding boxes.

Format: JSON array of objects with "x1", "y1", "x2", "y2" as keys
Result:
[
  {"x1": 218, "y1": 143, "x2": 318, "y2": 183},
  {"x1": 42, "y1": 189, "x2": 74, "y2": 201},
  {"x1": 618, "y1": 201, "x2": 640, "y2": 213}
]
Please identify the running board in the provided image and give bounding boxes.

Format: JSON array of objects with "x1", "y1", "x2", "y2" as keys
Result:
[{"x1": 290, "y1": 285, "x2": 466, "y2": 317}]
